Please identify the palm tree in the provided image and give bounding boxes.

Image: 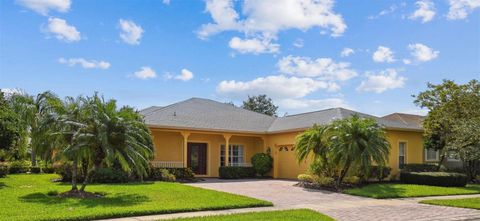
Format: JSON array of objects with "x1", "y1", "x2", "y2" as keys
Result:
[
  {"x1": 64, "y1": 94, "x2": 153, "y2": 193},
  {"x1": 9, "y1": 91, "x2": 62, "y2": 166},
  {"x1": 294, "y1": 124, "x2": 334, "y2": 176},
  {"x1": 330, "y1": 115, "x2": 390, "y2": 186}
]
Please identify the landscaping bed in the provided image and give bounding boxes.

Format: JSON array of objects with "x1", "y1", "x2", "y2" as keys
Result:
[
  {"x1": 166, "y1": 209, "x2": 334, "y2": 221},
  {"x1": 344, "y1": 183, "x2": 480, "y2": 199},
  {"x1": 421, "y1": 197, "x2": 480, "y2": 210},
  {"x1": 0, "y1": 174, "x2": 272, "y2": 221}
]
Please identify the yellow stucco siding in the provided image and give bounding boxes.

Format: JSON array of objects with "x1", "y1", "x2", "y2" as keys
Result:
[
  {"x1": 149, "y1": 127, "x2": 425, "y2": 180},
  {"x1": 385, "y1": 130, "x2": 424, "y2": 176},
  {"x1": 151, "y1": 130, "x2": 183, "y2": 161}
]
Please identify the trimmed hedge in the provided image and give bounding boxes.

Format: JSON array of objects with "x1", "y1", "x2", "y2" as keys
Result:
[
  {"x1": 8, "y1": 161, "x2": 31, "y2": 174},
  {"x1": 251, "y1": 153, "x2": 273, "y2": 177},
  {"x1": 400, "y1": 172, "x2": 468, "y2": 187},
  {"x1": 90, "y1": 168, "x2": 130, "y2": 183},
  {"x1": 30, "y1": 166, "x2": 41, "y2": 174},
  {"x1": 402, "y1": 164, "x2": 438, "y2": 172},
  {"x1": 219, "y1": 166, "x2": 255, "y2": 179}
]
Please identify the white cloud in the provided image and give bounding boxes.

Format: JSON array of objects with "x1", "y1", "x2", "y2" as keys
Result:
[
  {"x1": 118, "y1": 19, "x2": 144, "y2": 45},
  {"x1": 447, "y1": 0, "x2": 480, "y2": 20},
  {"x1": 408, "y1": 43, "x2": 439, "y2": 62},
  {"x1": 163, "y1": 69, "x2": 194, "y2": 81},
  {"x1": 357, "y1": 69, "x2": 406, "y2": 93},
  {"x1": 162, "y1": 0, "x2": 171, "y2": 5},
  {"x1": 368, "y1": 4, "x2": 398, "y2": 19},
  {"x1": 277, "y1": 55, "x2": 357, "y2": 81},
  {"x1": 217, "y1": 75, "x2": 338, "y2": 99},
  {"x1": 133, "y1": 67, "x2": 157, "y2": 80},
  {"x1": 409, "y1": 0, "x2": 436, "y2": 23},
  {"x1": 45, "y1": 17, "x2": 80, "y2": 42},
  {"x1": 372, "y1": 46, "x2": 395, "y2": 63},
  {"x1": 340, "y1": 47, "x2": 354, "y2": 57},
  {"x1": 293, "y1": 38, "x2": 304, "y2": 48},
  {"x1": 228, "y1": 36, "x2": 279, "y2": 54},
  {"x1": 403, "y1": 59, "x2": 412, "y2": 64},
  {"x1": 16, "y1": 0, "x2": 70, "y2": 15},
  {"x1": 198, "y1": 0, "x2": 346, "y2": 51},
  {"x1": 278, "y1": 98, "x2": 352, "y2": 112},
  {"x1": 176, "y1": 69, "x2": 194, "y2": 81},
  {"x1": 58, "y1": 57, "x2": 110, "y2": 69}
]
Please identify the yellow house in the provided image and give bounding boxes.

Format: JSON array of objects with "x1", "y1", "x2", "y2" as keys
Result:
[{"x1": 141, "y1": 98, "x2": 436, "y2": 179}]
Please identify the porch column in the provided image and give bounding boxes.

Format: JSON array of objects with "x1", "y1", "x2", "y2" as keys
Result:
[
  {"x1": 223, "y1": 134, "x2": 232, "y2": 166},
  {"x1": 181, "y1": 131, "x2": 190, "y2": 168}
]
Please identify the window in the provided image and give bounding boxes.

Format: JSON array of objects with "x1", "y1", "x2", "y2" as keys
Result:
[
  {"x1": 425, "y1": 148, "x2": 439, "y2": 161},
  {"x1": 399, "y1": 142, "x2": 406, "y2": 169},
  {"x1": 220, "y1": 144, "x2": 245, "y2": 166},
  {"x1": 447, "y1": 151, "x2": 461, "y2": 162}
]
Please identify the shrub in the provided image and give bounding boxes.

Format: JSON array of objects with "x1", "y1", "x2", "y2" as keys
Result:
[
  {"x1": 90, "y1": 168, "x2": 130, "y2": 183},
  {"x1": 402, "y1": 164, "x2": 438, "y2": 172},
  {"x1": 42, "y1": 166, "x2": 54, "y2": 174},
  {"x1": 30, "y1": 166, "x2": 41, "y2": 174},
  {"x1": 158, "y1": 169, "x2": 176, "y2": 182},
  {"x1": 297, "y1": 174, "x2": 313, "y2": 183},
  {"x1": 251, "y1": 153, "x2": 273, "y2": 177},
  {"x1": 219, "y1": 166, "x2": 255, "y2": 179},
  {"x1": 400, "y1": 172, "x2": 468, "y2": 187},
  {"x1": 148, "y1": 167, "x2": 195, "y2": 181},
  {"x1": 312, "y1": 175, "x2": 335, "y2": 186},
  {"x1": 343, "y1": 176, "x2": 361, "y2": 185},
  {"x1": 8, "y1": 160, "x2": 31, "y2": 174},
  {"x1": 369, "y1": 166, "x2": 391, "y2": 181},
  {"x1": 0, "y1": 164, "x2": 8, "y2": 178}
]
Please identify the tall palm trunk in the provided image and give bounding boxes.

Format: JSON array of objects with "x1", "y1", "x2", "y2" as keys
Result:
[
  {"x1": 337, "y1": 159, "x2": 352, "y2": 187},
  {"x1": 30, "y1": 149, "x2": 37, "y2": 167},
  {"x1": 79, "y1": 165, "x2": 96, "y2": 192},
  {"x1": 71, "y1": 158, "x2": 78, "y2": 191}
]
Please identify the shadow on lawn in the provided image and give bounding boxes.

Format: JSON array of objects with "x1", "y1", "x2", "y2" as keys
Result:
[
  {"x1": 0, "y1": 182, "x2": 6, "y2": 189},
  {"x1": 355, "y1": 184, "x2": 408, "y2": 198},
  {"x1": 19, "y1": 192, "x2": 150, "y2": 207}
]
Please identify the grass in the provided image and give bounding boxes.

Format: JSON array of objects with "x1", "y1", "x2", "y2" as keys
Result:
[
  {"x1": 168, "y1": 209, "x2": 334, "y2": 221},
  {"x1": 0, "y1": 174, "x2": 272, "y2": 221},
  {"x1": 421, "y1": 197, "x2": 480, "y2": 210},
  {"x1": 344, "y1": 183, "x2": 480, "y2": 199}
]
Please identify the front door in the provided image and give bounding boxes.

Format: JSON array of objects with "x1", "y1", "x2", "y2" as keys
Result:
[{"x1": 187, "y1": 142, "x2": 207, "y2": 175}]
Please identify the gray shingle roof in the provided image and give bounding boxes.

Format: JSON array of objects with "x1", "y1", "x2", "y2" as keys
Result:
[{"x1": 141, "y1": 98, "x2": 423, "y2": 133}]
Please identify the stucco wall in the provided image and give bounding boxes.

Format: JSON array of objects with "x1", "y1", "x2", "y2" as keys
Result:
[
  {"x1": 151, "y1": 130, "x2": 183, "y2": 161},
  {"x1": 385, "y1": 130, "x2": 425, "y2": 176}
]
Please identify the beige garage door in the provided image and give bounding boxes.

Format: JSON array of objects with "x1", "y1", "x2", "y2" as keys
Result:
[{"x1": 276, "y1": 145, "x2": 309, "y2": 179}]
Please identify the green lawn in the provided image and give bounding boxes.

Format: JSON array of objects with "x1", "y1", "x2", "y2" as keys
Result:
[
  {"x1": 169, "y1": 209, "x2": 334, "y2": 221},
  {"x1": 421, "y1": 197, "x2": 480, "y2": 210},
  {"x1": 344, "y1": 183, "x2": 480, "y2": 199},
  {"x1": 0, "y1": 174, "x2": 272, "y2": 221}
]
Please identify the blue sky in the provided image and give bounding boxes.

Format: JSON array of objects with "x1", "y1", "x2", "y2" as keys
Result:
[{"x1": 1, "y1": 0, "x2": 479, "y2": 116}]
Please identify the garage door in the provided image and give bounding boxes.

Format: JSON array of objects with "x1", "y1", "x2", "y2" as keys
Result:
[{"x1": 276, "y1": 145, "x2": 309, "y2": 179}]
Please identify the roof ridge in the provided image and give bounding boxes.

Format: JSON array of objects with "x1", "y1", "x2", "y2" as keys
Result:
[
  {"x1": 281, "y1": 107, "x2": 339, "y2": 118},
  {"x1": 195, "y1": 97, "x2": 277, "y2": 119}
]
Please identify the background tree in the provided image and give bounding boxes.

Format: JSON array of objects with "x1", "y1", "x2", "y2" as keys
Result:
[
  {"x1": 330, "y1": 115, "x2": 390, "y2": 186},
  {"x1": 414, "y1": 79, "x2": 480, "y2": 179},
  {"x1": 9, "y1": 91, "x2": 62, "y2": 166},
  {"x1": 0, "y1": 92, "x2": 21, "y2": 160},
  {"x1": 242, "y1": 95, "x2": 278, "y2": 116}
]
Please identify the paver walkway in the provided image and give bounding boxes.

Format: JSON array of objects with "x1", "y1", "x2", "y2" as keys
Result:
[{"x1": 101, "y1": 179, "x2": 480, "y2": 221}]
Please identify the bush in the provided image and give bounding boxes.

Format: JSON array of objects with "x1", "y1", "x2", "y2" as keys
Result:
[
  {"x1": 400, "y1": 172, "x2": 468, "y2": 187},
  {"x1": 343, "y1": 176, "x2": 361, "y2": 185},
  {"x1": 8, "y1": 160, "x2": 31, "y2": 174},
  {"x1": 312, "y1": 175, "x2": 334, "y2": 186},
  {"x1": 297, "y1": 174, "x2": 313, "y2": 183},
  {"x1": 251, "y1": 153, "x2": 273, "y2": 177},
  {"x1": 149, "y1": 167, "x2": 195, "y2": 181},
  {"x1": 219, "y1": 166, "x2": 255, "y2": 179},
  {"x1": 370, "y1": 166, "x2": 391, "y2": 181},
  {"x1": 402, "y1": 164, "x2": 438, "y2": 172},
  {"x1": 42, "y1": 166, "x2": 54, "y2": 174},
  {"x1": 90, "y1": 168, "x2": 130, "y2": 183},
  {"x1": 30, "y1": 166, "x2": 41, "y2": 174},
  {"x1": 0, "y1": 164, "x2": 8, "y2": 178}
]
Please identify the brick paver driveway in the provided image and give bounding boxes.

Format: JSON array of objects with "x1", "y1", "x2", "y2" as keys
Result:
[{"x1": 188, "y1": 179, "x2": 480, "y2": 221}]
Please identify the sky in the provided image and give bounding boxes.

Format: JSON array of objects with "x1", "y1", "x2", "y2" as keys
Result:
[{"x1": 0, "y1": 0, "x2": 479, "y2": 117}]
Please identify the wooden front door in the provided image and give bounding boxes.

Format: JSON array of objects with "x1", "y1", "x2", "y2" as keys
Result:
[{"x1": 187, "y1": 142, "x2": 207, "y2": 175}]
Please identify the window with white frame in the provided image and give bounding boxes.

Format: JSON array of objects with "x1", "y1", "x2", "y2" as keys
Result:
[
  {"x1": 220, "y1": 144, "x2": 245, "y2": 166},
  {"x1": 425, "y1": 148, "x2": 439, "y2": 161},
  {"x1": 399, "y1": 142, "x2": 406, "y2": 169}
]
